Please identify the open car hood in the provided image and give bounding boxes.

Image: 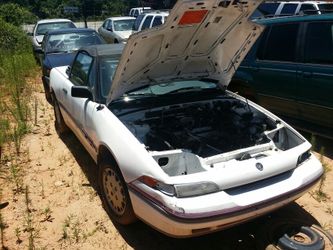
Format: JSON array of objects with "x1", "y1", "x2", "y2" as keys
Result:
[{"x1": 107, "y1": 0, "x2": 264, "y2": 103}]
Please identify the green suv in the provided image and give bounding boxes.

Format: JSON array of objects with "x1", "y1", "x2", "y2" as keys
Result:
[{"x1": 230, "y1": 14, "x2": 333, "y2": 138}]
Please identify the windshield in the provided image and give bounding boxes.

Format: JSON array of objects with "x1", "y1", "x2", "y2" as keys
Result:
[
  {"x1": 36, "y1": 22, "x2": 76, "y2": 35},
  {"x1": 100, "y1": 58, "x2": 119, "y2": 101},
  {"x1": 113, "y1": 19, "x2": 135, "y2": 31},
  {"x1": 125, "y1": 80, "x2": 218, "y2": 96},
  {"x1": 45, "y1": 31, "x2": 103, "y2": 53}
]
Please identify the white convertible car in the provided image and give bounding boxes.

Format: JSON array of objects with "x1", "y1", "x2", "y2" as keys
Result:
[{"x1": 49, "y1": 0, "x2": 323, "y2": 237}]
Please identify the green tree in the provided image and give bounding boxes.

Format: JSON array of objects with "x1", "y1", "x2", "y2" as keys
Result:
[{"x1": 0, "y1": 3, "x2": 37, "y2": 25}]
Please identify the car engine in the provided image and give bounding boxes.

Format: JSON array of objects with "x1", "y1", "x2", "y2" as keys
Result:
[{"x1": 117, "y1": 98, "x2": 277, "y2": 158}]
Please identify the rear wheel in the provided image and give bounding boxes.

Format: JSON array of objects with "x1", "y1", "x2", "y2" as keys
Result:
[
  {"x1": 98, "y1": 160, "x2": 136, "y2": 225},
  {"x1": 52, "y1": 93, "x2": 69, "y2": 135}
]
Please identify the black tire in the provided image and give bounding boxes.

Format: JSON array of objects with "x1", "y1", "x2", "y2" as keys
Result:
[
  {"x1": 52, "y1": 93, "x2": 69, "y2": 135},
  {"x1": 98, "y1": 160, "x2": 136, "y2": 225},
  {"x1": 256, "y1": 219, "x2": 325, "y2": 250},
  {"x1": 278, "y1": 226, "x2": 324, "y2": 250},
  {"x1": 42, "y1": 80, "x2": 52, "y2": 104}
]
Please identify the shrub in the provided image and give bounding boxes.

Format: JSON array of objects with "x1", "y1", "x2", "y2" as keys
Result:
[
  {"x1": 0, "y1": 19, "x2": 31, "y2": 53},
  {"x1": 0, "y1": 3, "x2": 36, "y2": 26}
]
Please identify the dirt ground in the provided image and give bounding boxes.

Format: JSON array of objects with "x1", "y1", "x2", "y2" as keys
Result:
[{"x1": 0, "y1": 77, "x2": 332, "y2": 250}]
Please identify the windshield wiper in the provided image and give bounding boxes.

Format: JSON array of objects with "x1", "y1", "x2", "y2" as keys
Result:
[{"x1": 167, "y1": 87, "x2": 206, "y2": 94}]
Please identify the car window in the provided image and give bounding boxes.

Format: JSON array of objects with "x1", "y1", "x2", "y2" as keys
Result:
[
  {"x1": 152, "y1": 16, "x2": 162, "y2": 27},
  {"x1": 100, "y1": 58, "x2": 119, "y2": 100},
  {"x1": 102, "y1": 20, "x2": 108, "y2": 28},
  {"x1": 304, "y1": 22, "x2": 333, "y2": 65},
  {"x1": 318, "y1": 3, "x2": 333, "y2": 13},
  {"x1": 113, "y1": 19, "x2": 135, "y2": 31},
  {"x1": 280, "y1": 4, "x2": 298, "y2": 15},
  {"x1": 257, "y1": 23, "x2": 299, "y2": 62},
  {"x1": 141, "y1": 15, "x2": 154, "y2": 30},
  {"x1": 70, "y1": 53, "x2": 93, "y2": 86},
  {"x1": 257, "y1": 3, "x2": 280, "y2": 16},
  {"x1": 299, "y1": 4, "x2": 316, "y2": 13},
  {"x1": 45, "y1": 31, "x2": 103, "y2": 53},
  {"x1": 36, "y1": 22, "x2": 76, "y2": 36},
  {"x1": 133, "y1": 14, "x2": 145, "y2": 31}
]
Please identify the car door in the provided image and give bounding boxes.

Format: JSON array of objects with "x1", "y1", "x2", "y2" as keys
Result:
[
  {"x1": 100, "y1": 20, "x2": 112, "y2": 42},
  {"x1": 248, "y1": 23, "x2": 301, "y2": 118},
  {"x1": 68, "y1": 52, "x2": 98, "y2": 156},
  {"x1": 296, "y1": 20, "x2": 333, "y2": 129}
]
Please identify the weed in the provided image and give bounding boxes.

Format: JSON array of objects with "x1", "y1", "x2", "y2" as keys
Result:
[
  {"x1": 61, "y1": 214, "x2": 74, "y2": 241},
  {"x1": 9, "y1": 162, "x2": 23, "y2": 194},
  {"x1": 24, "y1": 186, "x2": 36, "y2": 250},
  {"x1": 40, "y1": 206, "x2": 53, "y2": 223},
  {"x1": 60, "y1": 214, "x2": 84, "y2": 244},
  {"x1": 326, "y1": 207, "x2": 333, "y2": 215},
  {"x1": 15, "y1": 227, "x2": 22, "y2": 244},
  {"x1": 72, "y1": 220, "x2": 81, "y2": 243},
  {"x1": 312, "y1": 147, "x2": 331, "y2": 202}
]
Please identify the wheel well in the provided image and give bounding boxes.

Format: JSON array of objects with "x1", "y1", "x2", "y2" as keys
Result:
[{"x1": 98, "y1": 145, "x2": 118, "y2": 169}]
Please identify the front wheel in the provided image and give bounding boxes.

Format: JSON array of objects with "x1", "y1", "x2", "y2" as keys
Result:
[{"x1": 98, "y1": 160, "x2": 136, "y2": 225}]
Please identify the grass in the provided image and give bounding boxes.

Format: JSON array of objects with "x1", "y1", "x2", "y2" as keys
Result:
[{"x1": 311, "y1": 147, "x2": 332, "y2": 202}]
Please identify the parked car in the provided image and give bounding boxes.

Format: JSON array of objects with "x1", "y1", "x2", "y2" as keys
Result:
[
  {"x1": 230, "y1": 14, "x2": 333, "y2": 139},
  {"x1": 252, "y1": 1, "x2": 333, "y2": 19},
  {"x1": 129, "y1": 7, "x2": 152, "y2": 17},
  {"x1": 30, "y1": 19, "x2": 76, "y2": 63},
  {"x1": 98, "y1": 17, "x2": 135, "y2": 44},
  {"x1": 133, "y1": 11, "x2": 169, "y2": 32},
  {"x1": 41, "y1": 28, "x2": 105, "y2": 102},
  {"x1": 49, "y1": 0, "x2": 323, "y2": 238}
]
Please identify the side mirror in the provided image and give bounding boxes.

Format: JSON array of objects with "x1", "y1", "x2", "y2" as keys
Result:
[
  {"x1": 107, "y1": 27, "x2": 113, "y2": 32},
  {"x1": 66, "y1": 66, "x2": 71, "y2": 76},
  {"x1": 71, "y1": 86, "x2": 93, "y2": 100}
]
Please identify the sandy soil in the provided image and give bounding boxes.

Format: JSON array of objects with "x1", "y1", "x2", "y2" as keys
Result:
[{"x1": 0, "y1": 78, "x2": 332, "y2": 250}]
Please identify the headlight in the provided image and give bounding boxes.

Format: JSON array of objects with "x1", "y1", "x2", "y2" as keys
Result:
[
  {"x1": 174, "y1": 182, "x2": 219, "y2": 198},
  {"x1": 138, "y1": 176, "x2": 219, "y2": 198}
]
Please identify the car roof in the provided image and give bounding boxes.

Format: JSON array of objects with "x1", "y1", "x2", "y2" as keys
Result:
[
  {"x1": 37, "y1": 19, "x2": 73, "y2": 24},
  {"x1": 144, "y1": 11, "x2": 169, "y2": 16},
  {"x1": 80, "y1": 44, "x2": 125, "y2": 57},
  {"x1": 256, "y1": 12, "x2": 333, "y2": 25},
  {"x1": 46, "y1": 28, "x2": 95, "y2": 35},
  {"x1": 106, "y1": 16, "x2": 136, "y2": 21}
]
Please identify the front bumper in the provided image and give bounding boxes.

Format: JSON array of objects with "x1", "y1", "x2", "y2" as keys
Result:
[{"x1": 129, "y1": 156, "x2": 323, "y2": 237}]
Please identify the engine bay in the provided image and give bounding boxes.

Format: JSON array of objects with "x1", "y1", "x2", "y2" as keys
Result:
[{"x1": 116, "y1": 97, "x2": 278, "y2": 158}]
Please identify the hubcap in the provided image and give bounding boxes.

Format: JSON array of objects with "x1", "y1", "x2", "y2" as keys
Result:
[{"x1": 102, "y1": 167, "x2": 126, "y2": 216}]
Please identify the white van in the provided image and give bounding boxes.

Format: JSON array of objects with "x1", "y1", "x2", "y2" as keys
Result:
[
  {"x1": 133, "y1": 11, "x2": 169, "y2": 33},
  {"x1": 253, "y1": 1, "x2": 333, "y2": 18},
  {"x1": 129, "y1": 7, "x2": 152, "y2": 18}
]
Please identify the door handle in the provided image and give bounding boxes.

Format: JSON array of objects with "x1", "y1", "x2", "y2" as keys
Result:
[{"x1": 62, "y1": 88, "x2": 68, "y2": 94}]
